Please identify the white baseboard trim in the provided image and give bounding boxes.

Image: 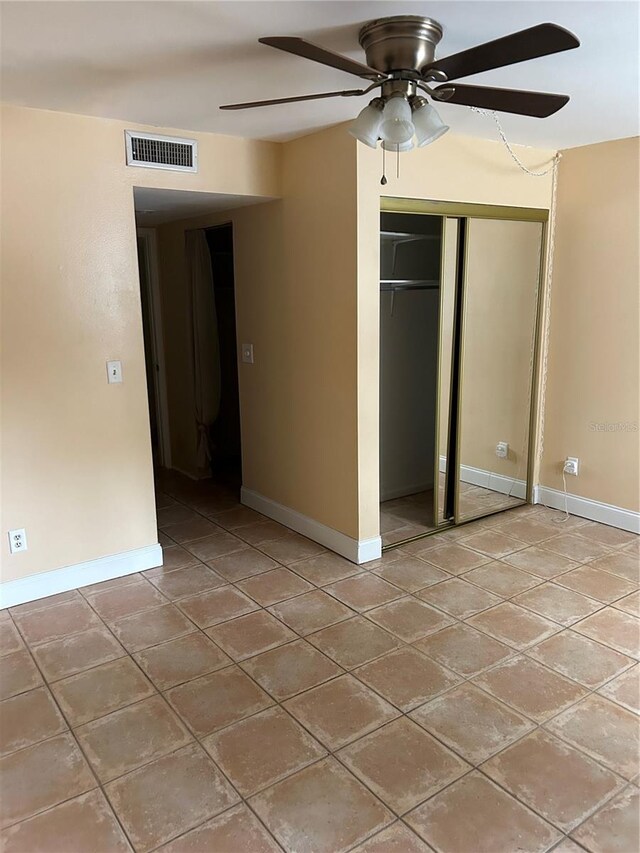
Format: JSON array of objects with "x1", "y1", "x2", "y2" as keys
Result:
[
  {"x1": 439, "y1": 456, "x2": 527, "y2": 500},
  {"x1": 241, "y1": 488, "x2": 382, "y2": 565},
  {"x1": 0, "y1": 544, "x2": 163, "y2": 609},
  {"x1": 534, "y1": 486, "x2": 640, "y2": 534}
]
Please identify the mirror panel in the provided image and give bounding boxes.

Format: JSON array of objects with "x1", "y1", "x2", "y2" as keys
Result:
[{"x1": 456, "y1": 217, "x2": 543, "y2": 522}]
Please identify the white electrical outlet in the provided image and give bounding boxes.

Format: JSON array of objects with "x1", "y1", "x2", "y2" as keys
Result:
[
  {"x1": 8, "y1": 528, "x2": 28, "y2": 554},
  {"x1": 564, "y1": 457, "x2": 579, "y2": 476},
  {"x1": 107, "y1": 360, "x2": 123, "y2": 383},
  {"x1": 496, "y1": 441, "x2": 509, "y2": 459}
]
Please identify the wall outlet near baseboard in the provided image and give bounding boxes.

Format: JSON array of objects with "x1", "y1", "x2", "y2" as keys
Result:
[
  {"x1": 496, "y1": 441, "x2": 509, "y2": 458},
  {"x1": 8, "y1": 529, "x2": 28, "y2": 554},
  {"x1": 564, "y1": 457, "x2": 579, "y2": 476}
]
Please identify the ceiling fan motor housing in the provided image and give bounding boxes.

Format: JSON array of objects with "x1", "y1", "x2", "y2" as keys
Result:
[{"x1": 359, "y1": 16, "x2": 444, "y2": 74}]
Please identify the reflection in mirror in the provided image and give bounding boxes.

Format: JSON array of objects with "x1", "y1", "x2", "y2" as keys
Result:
[
  {"x1": 379, "y1": 212, "x2": 443, "y2": 545},
  {"x1": 457, "y1": 218, "x2": 543, "y2": 522}
]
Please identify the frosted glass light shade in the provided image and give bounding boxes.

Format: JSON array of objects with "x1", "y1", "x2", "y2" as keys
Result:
[
  {"x1": 349, "y1": 101, "x2": 384, "y2": 148},
  {"x1": 412, "y1": 101, "x2": 449, "y2": 147},
  {"x1": 380, "y1": 96, "x2": 414, "y2": 144},
  {"x1": 382, "y1": 138, "x2": 415, "y2": 152}
]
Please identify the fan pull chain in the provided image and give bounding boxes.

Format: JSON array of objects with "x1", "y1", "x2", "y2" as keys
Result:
[
  {"x1": 380, "y1": 145, "x2": 387, "y2": 185},
  {"x1": 396, "y1": 144, "x2": 400, "y2": 179}
]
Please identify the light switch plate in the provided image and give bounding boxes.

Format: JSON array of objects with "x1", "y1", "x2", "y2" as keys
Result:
[
  {"x1": 107, "y1": 360, "x2": 123, "y2": 383},
  {"x1": 241, "y1": 344, "x2": 254, "y2": 364}
]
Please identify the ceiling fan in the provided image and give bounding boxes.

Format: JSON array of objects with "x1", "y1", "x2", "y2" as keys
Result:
[{"x1": 220, "y1": 16, "x2": 579, "y2": 151}]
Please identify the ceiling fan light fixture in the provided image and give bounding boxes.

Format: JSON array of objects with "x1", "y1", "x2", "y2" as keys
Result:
[
  {"x1": 411, "y1": 98, "x2": 450, "y2": 147},
  {"x1": 348, "y1": 98, "x2": 384, "y2": 148},
  {"x1": 380, "y1": 94, "x2": 414, "y2": 144},
  {"x1": 382, "y1": 138, "x2": 415, "y2": 152}
]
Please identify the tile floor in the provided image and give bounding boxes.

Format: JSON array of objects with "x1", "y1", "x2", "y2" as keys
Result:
[{"x1": 1, "y1": 472, "x2": 638, "y2": 852}]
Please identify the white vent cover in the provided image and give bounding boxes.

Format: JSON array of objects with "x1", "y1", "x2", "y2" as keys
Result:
[{"x1": 125, "y1": 130, "x2": 198, "y2": 172}]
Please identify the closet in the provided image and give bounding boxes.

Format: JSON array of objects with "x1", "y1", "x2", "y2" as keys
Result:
[{"x1": 379, "y1": 200, "x2": 546, "y2": 549}]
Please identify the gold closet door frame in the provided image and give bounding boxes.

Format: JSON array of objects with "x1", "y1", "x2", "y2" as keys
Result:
[{"x1": 380, "y1": 197, "x2": 549, "y2": 546}]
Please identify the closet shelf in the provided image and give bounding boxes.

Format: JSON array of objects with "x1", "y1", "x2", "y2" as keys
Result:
[
  {"x1": 381, "y1": 279, "x2": 439, "y2": 291},
  {"x1": 381, "y1": 231, "x2": 439, "y2": 241}
]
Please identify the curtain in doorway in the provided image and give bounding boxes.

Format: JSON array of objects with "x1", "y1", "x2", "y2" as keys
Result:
[{"x1": 185, "y1": 229, "x2": 221, "y2": 472}]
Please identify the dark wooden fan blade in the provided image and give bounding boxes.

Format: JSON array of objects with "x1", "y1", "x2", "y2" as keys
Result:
[
  {"x1": 259, "y1": 36, "x2": 385, "y2": 81},
  {"x1": 220, "y1": 88, "x2": 364, "y2": 110},
  {"x1": 433, "y1": 83, "x2": 569, "y2": 117},
  {"x1": 423, "y1": 23, "x2": 579, "y2": 81}
]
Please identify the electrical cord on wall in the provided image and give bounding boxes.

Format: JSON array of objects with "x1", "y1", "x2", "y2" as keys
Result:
[{"x1": 470, "y1": 107, "x2": 568, "y2": 519}]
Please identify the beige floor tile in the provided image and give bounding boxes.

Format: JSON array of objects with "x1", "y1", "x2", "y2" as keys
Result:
[
  {"x1": 206, "y1": 547, "x2": 279, "y2": 581},
  {"x1": 573, "y1": 608, "x2": 640, "y2": 658},
  {"x1": 76, "y1": 694, "x2": 192, "y2": 782},
  {"x1": 133, "y1": 631, "x2": 231, "y2": 690},
  {"x1": 482, "y1": 730, "x2": 623, "y2": 832},
  {"x1": 0, "y1": 790, "x2": 131, "y2": 853},
  {"x1": 0, "y1": 686, "x2": 67, "y2": 756},
  {"x1": 366, "y1": 597, "x2": 454, "y2": 643},
  {"x1": 185, "y1": 530, "x2": 250, "y2": 561},
  {"x1": 587, "y1": 550, "x2": 640, "y2": 584},
  {"x1": 513, "y1": 582, "x2": 603, "y2": 626},
  {"x1": 30, "y1": 626, "x2": 125, "y2": 681},
  {"x1": 414, "y1": 623, "x2": 513, "y2": 676},
  {"x1": 544, "y1": 534, "x2": 613, "y2": 563},
  {"x1": 110, "y1": 604, "x2": 197, "y2": 652},
  {"x1": 417, "y1": 578, "x2": 501, "y2": 619},
  {"x1": 374, "y1": 556, "x2": 449, "y2": 592},
  {"x1": 495, "y1": 517, "x2": 560, "y2": 545},
  {"x1": 405, "y1": 771, "x2": 561, "y2": 853},
  {"x1": 353, "y1": 822, "x2": 432, "y2": 852},
  {"x1": 0, "y1": 733, "x2": 95, "y2": 829},
  {"x1": 463, "y1": 562, "x2": 541, "y2": 596},
  {"x1": 459, "y1": 530, "x2": 527, "y2": 559},
  {"x1": 85, "y1": 579, "x2": 167, "y2": 622},
  {"x1": 614, "y1": 590, "x2": 640, "y2": 615},
  {"x1": 157, "y1": 504, "x2": 201, "y2": 528},
  {"x1": 249, "y1": 757, "x2": 393, "y2": 853},
  {"x1": 206, "y1": 610, "x2": 296, "y2": 660},
  {"x1": 204, "y1": 706, "x2": 326, "y2": 796},
  {"x1": 106, "y1": 743, "x2": 239, "y2": 852},
  {"x1": 177, "y1": 586, "x2": 258, "y2": 628},
  {"x1": 578, "y1": 523, "x2": 638, "y2": 548},
  {"x1": 287, "y1": 551, "x2": 361, "y2": 586},
  {"x1": 259, "y1": 532, "x2": 327, "y2": 564},
  {"x1": 230, "y1": 519, "x2": 290, "y2": 546},
  {"x1": 50, "y1": 656, "x2": 155, "y2": 726},
  {"x1": 555, "y1": 566, "x2": 637, "y2": 603},
  {"x1": 571, "y1": 785, "x2": 640, "y2": 853},
  {"x1": 162, "y1": 517, "x2": 223, "y2": 545},
  {"x1": 467, "y1": 602, "x2": 559, "y2": 650},
  {"x1": 236, "y1": 567, "x2": 314, "y2": 606},
  {"x1": 284, "y1": 674, "x2": 399, "y2": 750},
  {"x1": 411, "y1": 683, "x2": 534, "y2": 764},
  {"x1": 268, "y1": 589, "x2": 354, "y2": 635},
  {"x1": 550, "y1": 839, "x2": 585, "y2": 852},
  {"x1": 0, "y1": 620, "x2": 25, "y2": 658},
  {"x1": 474, "y1": 655, "x2": 587, "y2": 722},
  {"x1": 422, "y1": 544, "x2": 491, "y2": 574},
  {"x1": 528, "y1": 630, "x2": 636, "y2": 688},
  {"x1": 0, "y1": 648, "x2": 42, "y2": 700},
  {"x1": 597, "y1": 664, "x2": 640, "y2": 713},
  {"x1": 307, "y1": 616, "x2": 402, "y2": 669},
  {"x1": 166, "y1": 665, "x2": 273, "y2": 736},
  {"x1": 158, "y1": 803, "x2": 281, "y2": 853},
  {"x1": 11, "y1": 599, "x2": 101, "y2": 647},
  {"x1": 9, "y1": 591, "x2": 82, "y2": 616},
  {"x1": 546, "y1": 694, "x2": 639, "y2": 779},
  {"x1": 501, "y1": 546, "x2": 581, "y2": 578},
  {"x1": 324, "y1": 574, "x2": 404, "y2": 612},
  {"x1": 145, "y1": 564, "x2": 226, "y2": 600},
  {"x1": 211, "y1": 506, "x2": 265, "y2": 530},
  {"x1": 155, "y1": 545, "x2": 200, "y2": 572},
  {"x1": 339, "y1": 717, "x2": 469, "y2": 814},
  {"x1": 241, "y1": 638, "x2": 342, "y2": 700}
]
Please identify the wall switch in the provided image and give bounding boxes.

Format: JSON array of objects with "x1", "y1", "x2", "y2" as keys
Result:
[
  {"x1": 241, "y1": 344, "x2": 254, "y2": 364},
  {"x1": 496, "y1": 441, "x2": 509, "y2": 459},
  {"x1": 8, "y1": 528, "x2": 27, "y2": 554},
  {"x1": 107, "y1": 360, "x2": 123, "y2": 383},
  {"x1": 564, "y1": 457, "x2": 579, "y2": 476}
]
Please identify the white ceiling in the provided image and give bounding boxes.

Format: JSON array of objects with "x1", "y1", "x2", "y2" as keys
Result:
[
  {"x1": 134, "y1": 187, "x2": 272, "y2": 225},
  {"x1": 2, "y1": 1, "x2": 638, "y2": 149}
]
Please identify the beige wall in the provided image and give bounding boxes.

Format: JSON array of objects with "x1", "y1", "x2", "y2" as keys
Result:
[
  {"x1": 356, "y1": 133, "x2": 556, "y2": 539},
  {"x1": 540, "y1": 136, "x2": 640, "y2": 511},
  {"x1": 1, "y1": 104, "x2": 280, "y2": 582},
  {"x1": 154, "y1": 124, "x2": 360, "y2": 537}
]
